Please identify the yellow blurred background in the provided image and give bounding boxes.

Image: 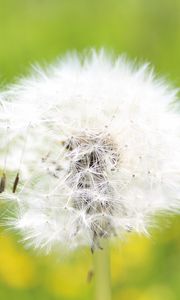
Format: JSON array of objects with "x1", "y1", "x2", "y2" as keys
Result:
[{"x1": 0, "y1": 0, "x2": 180, "y2": 299}]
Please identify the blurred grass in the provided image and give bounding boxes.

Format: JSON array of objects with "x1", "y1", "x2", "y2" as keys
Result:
[{"x1": 0, "y1": 0, "x2": 180, "y2": 299}]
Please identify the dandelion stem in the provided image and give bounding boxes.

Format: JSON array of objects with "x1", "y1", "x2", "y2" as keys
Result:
[{"x1": 93, "y1": 239, "x2": 111, "y2": 300}]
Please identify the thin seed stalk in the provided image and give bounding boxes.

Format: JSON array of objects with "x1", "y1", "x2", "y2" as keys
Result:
[{"x1": 93, "y1": 239, "x2": 111, "y2": 300}]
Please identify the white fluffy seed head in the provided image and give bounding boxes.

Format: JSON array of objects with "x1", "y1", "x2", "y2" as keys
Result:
[{"x1": 0, "y1": 49, "x2": 180, "y2": 252}]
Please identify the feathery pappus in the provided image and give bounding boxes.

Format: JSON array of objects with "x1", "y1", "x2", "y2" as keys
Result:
[{"x1": 0, "y1": 50, "x2": 180, "y2": 253}]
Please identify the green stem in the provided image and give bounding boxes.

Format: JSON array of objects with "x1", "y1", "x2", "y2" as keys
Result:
[{"x1": 93, "y1": 239, "x2": 111, "y2": 300}]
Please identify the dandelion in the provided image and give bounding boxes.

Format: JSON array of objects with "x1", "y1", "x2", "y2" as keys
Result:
[{"x1": 0, "y1": 50, "x2": 180, "y2": 300}]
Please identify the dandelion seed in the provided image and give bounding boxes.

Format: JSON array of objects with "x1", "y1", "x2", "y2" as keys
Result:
[
  {"x1": 0, "y1": 172, "x2": 6, "y2": 193},
  {"x1": 12, "y1": 172, "x2": 19, "y2": 193},
  {"x1": 0, "y1": 49, "x2": 180, "y2": 253}
]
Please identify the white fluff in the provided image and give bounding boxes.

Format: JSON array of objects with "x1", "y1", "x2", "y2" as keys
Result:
[{"x1": 0, "y1": 50, "x2": 180, "y2": 252}]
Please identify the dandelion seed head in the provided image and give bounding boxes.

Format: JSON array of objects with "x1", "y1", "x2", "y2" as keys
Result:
[{"x1": 0, "y1": 49, "x2": 180, "y2": 252}]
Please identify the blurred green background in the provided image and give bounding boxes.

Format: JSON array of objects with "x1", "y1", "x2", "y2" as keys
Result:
[{"x1": 0, "y1": 0, "x2": 180, "y2": 299}]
